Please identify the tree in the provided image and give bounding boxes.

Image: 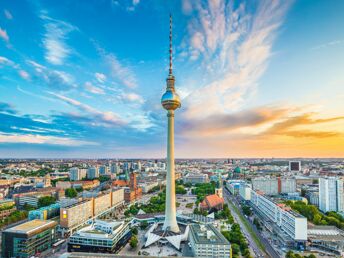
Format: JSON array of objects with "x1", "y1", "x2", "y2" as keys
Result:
[
  {"x1": 300, "y1": 188, "x2": 306, "y2": 197},
  {"x1": 99, "y1": 175, "x2": 110, "y2": 183},
  {"x1": 65, "y1": 188, "x2": 78, "y2": 198},
  {"x1": 38, "y1": 196, "x2": 56, "y2": 208},
  {"x1": 75, "y1": 186, "x2": 83, "y2": 193},
  {"x1": 140, "y1": 221, "x2": 148, "y2": 230},
  {"x1": 23, "y1": 203, "x2": 35, "y2": 211},
  {"x1": 231, "y1": 243, "x2": 240, "y2": 255},
  {"x1": 129, "y1": 235, "x2": 138, "y2": 249},
  {"x1": 286, "y1": 251, "x2": 295, "y2": 258},
  {"x1": 131, "y1": 227, "x2": 138, "y2": 235},
  {"x1": 313, "y1": 213, "x2": 322, "y2": 225},
  {"x1": 242, "y1": 205, "x2": 252, "y2": 216},
  {"x1": 175, "y1": 185, "x2": 187, "y2": 194}
]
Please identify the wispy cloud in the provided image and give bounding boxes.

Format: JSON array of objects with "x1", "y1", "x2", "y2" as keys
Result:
[
  {"x1": 310, "y1": 39, "x2": 344, "y2": 51},
  {"x1": 0, "y1": 133, "x2": 97, "y2": 146},
  {"x1": 95, "y1": 72, "x2": 106, "y2": 83},
  {"x1": 27, "y1": 59, "x2": 76, "y2": 90},
  {"x1": 92, "y1": 41, "x2": 137, "y2": 88},
  {"x1": 4, "y1": 9, "x2": 13, "y2": 20},
  {"x1": 50, "y1": 92, "x2": 126, "y2": 126},
  {"x1": 181, "y1": 0, "x2": 292, "y2": 120},
  {"x1": 18, "y1": 70, "x2": 30, "y2": 80},
  {"x1": 0, "y1": 27, "x2": 9, "y2": 42},
  {"x1": 84, "y1": 81, "x2": 105, "y2": 95},
  {"x1": 105, "y1": 53, "x2": 137, "y2": 88},
  {"x1": 0, "y1": 102, "x2": 17, "y2": 114},
  {"x1": 263, "y1": 113, "x2": 344, "y2": 138},
  {"x1": 181, "y1": 106, "x2": 290, "y2": 137},
  {"x1": 40, "y1": 13, "x2": 77, "y2": 65},
  {"x1": 0, "y1": 56, "x2": 14, "y2": 66},
  {"x1": 121, "y1": 92, "x2": 144, "y2": 104}
]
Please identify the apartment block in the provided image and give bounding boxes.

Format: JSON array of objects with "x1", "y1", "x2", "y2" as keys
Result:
[{"x1": 251, "y1": 190, "x2": 307, "y2": 242}]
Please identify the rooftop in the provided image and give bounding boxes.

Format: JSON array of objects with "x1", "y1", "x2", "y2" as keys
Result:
[
  {"x1": 189, "y1": 224, "x2": 230, "y2": 246},
  {"x1": 71, "y1": 219, "x2": 128, "y2": 239},
  {"x1": 308, "y1": 226, "x2": 344, "y2": 241},
  {"x1": 3, "y1": 219, "x2": 57, "y2": 236},
  {"x1": 201, "y1": 194, "x2": 224, "y2": 208}
]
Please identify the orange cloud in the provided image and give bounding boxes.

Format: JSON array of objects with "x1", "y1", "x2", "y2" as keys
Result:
[
  {"x1": 177, "y1": 106, "x2": 344, "y2": 158},
  {"x1": 264, "y1": 113, "x2": 344, "y2": 138}
]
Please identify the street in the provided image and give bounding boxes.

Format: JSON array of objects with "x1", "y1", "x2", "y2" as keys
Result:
[{"x1": 223, "y1": 188, "x2": 281, "y2": 258}]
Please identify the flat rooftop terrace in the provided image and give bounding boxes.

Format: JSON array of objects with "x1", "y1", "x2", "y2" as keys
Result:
[
  {"x1": 189, "y1": 224, "x2": 229, "y2": 245},
  {"x1": 3, "y1": 219, "x2": 57, "y2": 236}
]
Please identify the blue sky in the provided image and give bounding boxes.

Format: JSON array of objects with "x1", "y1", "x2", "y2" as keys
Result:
[{"x1": 0, "y1": 0, "x2": 344, "y2": 158}]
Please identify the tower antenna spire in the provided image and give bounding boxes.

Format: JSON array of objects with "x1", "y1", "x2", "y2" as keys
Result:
[{"x1": 169, "y1": 14, "x2": 173, "y2": 76}]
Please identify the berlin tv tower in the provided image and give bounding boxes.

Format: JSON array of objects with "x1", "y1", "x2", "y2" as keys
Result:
[{"x1": 161, "y1": 15, "x2": 181, "y2": 233}]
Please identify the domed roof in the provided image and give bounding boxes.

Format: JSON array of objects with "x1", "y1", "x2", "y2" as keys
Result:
[{"x1": 234, "y1": 166, "x2": 241, "y2": 173}]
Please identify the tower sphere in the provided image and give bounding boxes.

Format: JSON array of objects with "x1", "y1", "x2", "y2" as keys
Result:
[
  {"x1": 161, "y1": 72, "x2": 181, "y2": 110},
  {"x1": 161, "y1": 89, "x2": 181, "y2": 110}
]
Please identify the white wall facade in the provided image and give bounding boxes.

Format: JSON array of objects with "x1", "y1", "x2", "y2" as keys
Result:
[
  {"x1": 319, "y1": 178, "x2": 344, "y2": 212},
  {"x1": 251, "y1": 190, "x2": 307, "y2": 241},
  {"x1": 252, "y1": 178, "x2": 278, "y2": 195}
]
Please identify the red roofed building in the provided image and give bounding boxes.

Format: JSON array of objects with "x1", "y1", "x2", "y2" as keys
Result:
[
  {"x1": 199, "y1": 194, "x2": 224, "y2": 212},
  {"x1": 112, "y1": 180, "x2": 129, "y2": 187}
]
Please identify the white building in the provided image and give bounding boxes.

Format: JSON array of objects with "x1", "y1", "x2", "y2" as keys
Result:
[
  {"x1": 305, "y1": 191, "x2": 319, "y2": 207},
  {"x1": 251, "y1": 190, "x2": 307, "y2": 242},
  {"x1": 252, "y1": 177, "x2": 278, "y2": 195},
  {"x1": 226, "y1": 180, "x2": 245, "y2": 195},
  {"x1": 70, "y1": 168, "x2": 80, "y2": 181},
  {"x1": 252, "y1": 177, "x2": 296, "y2": 195},
  {"x1": 188, "y1": 224, "x2": 231, "y2": 258},
  {"x1": 239, "y1": 184, "x2": 251, "y2": 201},
  {"x1": 184, "y1": 173, "x2": 208, "y2": 184},
  {"x1": 280, "y1": 178, "x2": 297, "y2": 194},
  {"x1": 68, "y1": 219, "x2": 130, "y2": 253},
  {"x1": 87, "y1": 167, "x2": 99, "y2": 179},
  {"x1": 319, "y1": 178, "x2": 344, "y2": 212}
]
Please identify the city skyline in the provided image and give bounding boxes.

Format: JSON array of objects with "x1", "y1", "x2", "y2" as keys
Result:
[{"x1": 1, "y1": 0, "x2": 344, "y2": 158}]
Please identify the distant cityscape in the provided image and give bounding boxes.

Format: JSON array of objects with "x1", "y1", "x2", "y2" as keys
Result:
[{"x1": 0, "y1": 158, "x2": 344, "y2": 257}]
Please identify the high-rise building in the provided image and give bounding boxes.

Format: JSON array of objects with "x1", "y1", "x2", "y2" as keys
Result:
[
  {"x1": 252, "y1": 177, "x2": 296, "y2": 195},
  {"x1": 252, "y1": 177, "x2": 278, "y2": 195},
  {"x1": 99, "y1": 165, "x2": 109, "y2": 175},
  {"x1": 279, "y1": 178, "x2": 297, "y2": 194},
  {"x1": 87, "y1": 167, "x2": 99, "y2": 179},
  {"x1": 123, "y1": 162, "x2": 131, "y2": 172},
  {"x1": 70, "y1": 167, "x2": 80, "y2": 181},
  {"x1": 319, "y1": 177, "x2": 344, "y2": 212},
  {"x1": 110, "y1": 164, "x2": 120, "y2": 174},
  {"x1": 289, "y1": 161, "x2": 301, "y2": 172},
  {"x1": 1, "y1": 219, "x2": 57, "y2": 258}
]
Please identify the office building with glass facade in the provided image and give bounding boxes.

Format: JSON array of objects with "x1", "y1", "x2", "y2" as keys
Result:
[{"x1": 1, "y1": 219, "x2": 57, "y2": 258}]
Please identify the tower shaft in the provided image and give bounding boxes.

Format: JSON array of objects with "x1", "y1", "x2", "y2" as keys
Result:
[{"x1": 162, "y1": 110, "x2": 179, "y2": 233}]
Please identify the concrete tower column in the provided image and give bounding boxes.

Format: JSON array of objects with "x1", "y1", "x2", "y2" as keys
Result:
[{"x1": 162, "y1": 110, "x2": 179, "y2": 232}]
